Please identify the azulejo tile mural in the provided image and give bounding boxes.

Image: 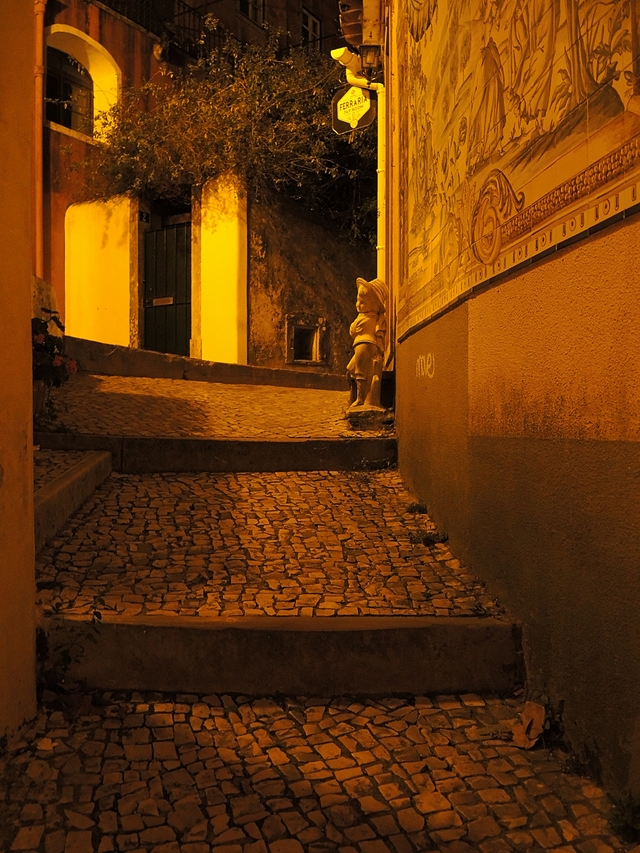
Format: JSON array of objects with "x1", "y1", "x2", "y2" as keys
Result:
[{"x1": 392, "y1": 0, "x2": 640, "y2": 337}]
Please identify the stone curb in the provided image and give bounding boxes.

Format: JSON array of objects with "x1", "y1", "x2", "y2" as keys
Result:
[
  {"x1": 34, "y1": 451, "x2": 112, "y2": 553},
  {"x1": 46, "y1": 614, "x2": 523, "y2": 695},
  {"x1": 65, "y1": 336, "x2": 350, "y2": 391},
  {"x1": 34, "y1": 433, "x2": 398, "y2": 473}
]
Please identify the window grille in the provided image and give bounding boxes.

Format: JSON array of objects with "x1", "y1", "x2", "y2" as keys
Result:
[{"x1": 45, "y1": 47, "x2": 93, "y2": 136}]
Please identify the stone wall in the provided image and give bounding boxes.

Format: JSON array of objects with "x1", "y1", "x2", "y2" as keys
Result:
[
  {"x1": 0, "y1": 2, "x2": 37, "y2": 738},
  {"x1": 248, "y1": 197, "x2": 376, "y2": 374}
]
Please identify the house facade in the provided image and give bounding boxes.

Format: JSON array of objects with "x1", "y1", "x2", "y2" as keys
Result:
[
  {"x1": 41, "y1": 0, "x2": 372, "y2": 372},
  {"x1": 386, "y1": 0, "x2": 640, "y2": 797}
]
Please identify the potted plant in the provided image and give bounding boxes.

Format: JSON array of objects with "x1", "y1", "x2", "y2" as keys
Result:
[{"x1": 32, "y1": 309, "x2": 77, "y2": 421}]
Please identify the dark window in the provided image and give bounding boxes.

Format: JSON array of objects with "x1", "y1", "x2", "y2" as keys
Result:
[
  {"x1": 293, "y1": 326, "x2": 317, "y2": 361},
  {"x1": 239, "y1": 0, "x2": 263, "y2": 24},
  {"x1": 302, "y1": 9, "x2": 321, "y2": 49},
  {"x1": 45, "y1": 47, "x2": 93, "y2": 136}
]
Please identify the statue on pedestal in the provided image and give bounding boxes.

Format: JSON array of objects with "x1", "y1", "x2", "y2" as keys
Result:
[{"x1": 346, "y1": 277, "x2": 388, "y2": 412}]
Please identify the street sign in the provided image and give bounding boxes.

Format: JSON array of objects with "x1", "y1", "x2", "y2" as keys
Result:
[{"x1": 331, "y1": 84, "x2": 377, "y2": 134}]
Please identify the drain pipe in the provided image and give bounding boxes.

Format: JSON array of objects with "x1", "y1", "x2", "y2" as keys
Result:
[
  {"x1": 330, "y1": 46, "x2": 385, "y2": 286},
  {"x1": 34, "y1": 0, "x2": 47, "y2": 280},
  {"x1": 331, "y1": 45, "x2": 389, "y2": 365}
]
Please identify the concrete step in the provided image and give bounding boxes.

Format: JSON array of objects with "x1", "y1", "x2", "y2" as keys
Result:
[
  {"x1": 66, "y1": 336, "x2": 350, "y2": 391},
  {"x1": 37, "y1": 469, "x2": 522, "y2": 696},
  {"x1": 45, "y1": 613, "x2": 522, "y2": 695},
  {"x1": 34, "y1": 432, "x2": 397, "y2": 473},
  {"x1": 34, "y1": 450, "x2": 111, "y2": 553}
]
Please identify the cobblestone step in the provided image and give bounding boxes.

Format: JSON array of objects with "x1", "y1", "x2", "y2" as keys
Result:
[
  {"x1": 34, "y1": 449, "x2": 112, "y2": 554},
  {"x1": 40, "y1": 374, "x2": 380, "y2": 441},
  {"x1": 36, "y1": 471, "x2": 502, "y2": 621},
  {"x1": 45, "y1": 613, "x2": 521, "y2": 695},
  {"x1": 35, "y1": 433, "x2": 397, "y2": 474},
  {"x1": 37, "y1": 373, "x2": 396, "y2": 472},
  {"x1": 66, "y1": 335, "x2": 350, "y2": 391},
  {"x1": 37, "y1": 470, "x2": 521, "y2": 696},
  {"x1": 1, "y1": 691, "x2": 630, "y2": 853}
]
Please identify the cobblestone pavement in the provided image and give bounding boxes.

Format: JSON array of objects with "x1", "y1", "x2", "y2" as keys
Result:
[
  {"x1": 36, "y1": 470, "x2": 501, "y2": 620},
  {"x1": 45, "y1": 375, "x2": 380, "y2": 440},
  {"x1": 34, "y1": 451, "x2": 94, "y2": 492},
  {"x1": 1, "y1": 691, "x2": 633, "y2": 853}
]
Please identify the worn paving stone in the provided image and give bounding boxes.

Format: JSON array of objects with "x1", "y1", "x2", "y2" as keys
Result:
[
  {"x1": 44, "y1": 375, "x2": 377, "y2": 440},
  {"x1": 35, "y1": 470, "x2": 501, "y2": 620},
  {"x1": 34, "y1": 450, "x2": 94, "y2": 492},
  {"x1": 0, "y1": 693, "x2": 632, "y2": 853}
]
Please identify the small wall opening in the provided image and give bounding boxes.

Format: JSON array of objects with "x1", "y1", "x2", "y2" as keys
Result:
[
  {"x1": 293, "y1": 326, "x2": 317, "y2": 361},
  {"x1": 286, "y1": 314, "x2": 327, "y2": 366}
]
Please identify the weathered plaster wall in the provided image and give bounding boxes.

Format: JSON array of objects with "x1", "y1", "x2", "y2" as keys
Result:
[
  {"x1": 0, "y1": 2, "x2": 37, "y2": 737},
  {"x1": 397, "y1": 216, "x2": 640, "y2": 796},
  {"x1": 248, "y1": 199, "x2": 376, "y2": 373},
  {"x1": 44, "y1": 0, "x2": 161, "y2": 319},
  {"x1": 44, "y1": 129, "x2": 90, "y2": 312},
  {"x1": 397, "y1": 304, "x2": 470, "y2": 544}
]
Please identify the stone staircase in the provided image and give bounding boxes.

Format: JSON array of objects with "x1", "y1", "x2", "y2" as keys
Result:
[
  {"x1": 35, "y1": 364, "x2": 521, "y2": 698},
  {"x1": 13, "y1": 358, "x2": 632, "y2": 853}
]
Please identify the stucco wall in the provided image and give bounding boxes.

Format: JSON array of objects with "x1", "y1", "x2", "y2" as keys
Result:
[
  {"x1": 396, "y1": 215, "x2": 640, "y2": 797},
  {"x1": 65, "y1": 196, "x2": 135, "y2": 346},
  {"x1": 44, "y1": 0, "x2": 160, "y2": 320},
  {"x1": 248, "y1": 198, "x2": 376, "y2": 373},
  {"x1": 195, "y1": 177, "x2": 248, "y2": 364},
  {"x1": 0, "y1": 2, "x2": 37, "y2": 737}
]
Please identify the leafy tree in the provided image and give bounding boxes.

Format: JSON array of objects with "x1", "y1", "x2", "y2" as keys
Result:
[{"x1": 85, "y1": 33, "x2": 377, "y2": 241}]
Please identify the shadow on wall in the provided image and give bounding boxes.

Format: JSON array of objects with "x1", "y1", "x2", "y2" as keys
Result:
[{"x1": 248, "y1": 195, "x2": 376, "y2": 372}]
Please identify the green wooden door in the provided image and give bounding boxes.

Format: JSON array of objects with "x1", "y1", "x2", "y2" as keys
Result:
[{"x1": 143, "y1": 222, "x2": 191, "y2": 356}]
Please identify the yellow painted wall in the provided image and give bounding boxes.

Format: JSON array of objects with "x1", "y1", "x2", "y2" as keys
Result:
[
  {"x1": 0, "y1": 2, "x2": 37, "y2": 735},
  {"x1": 468, "y1": 217, "x2": 640, "y2": 442},
  {"x1": 396, "y1": 214, "x2": 640, "y2": 799},
  {"x1": 65, "y1": 196, "x2": 134, "y2": 346},
  {"x1": 390, "y1": 0, "x2": 640, "y2": 799},
  {"x1": 195, "y1": 176, "x2": 248, "y2": 364}
]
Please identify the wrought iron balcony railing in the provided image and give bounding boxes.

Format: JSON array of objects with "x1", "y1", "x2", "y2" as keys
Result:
[{"x1": 99, "y1": 0, "x2": 225, "y2": 58}]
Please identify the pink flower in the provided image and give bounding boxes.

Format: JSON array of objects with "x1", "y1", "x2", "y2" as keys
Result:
[
  {"x1": 67, "y1": 359, "x2": 77, "y2": 374},
  {"x1": 34, "y1": 334, "x2": 45, "y2": 344},
  {"x1": 52, "y1": 355, "x2": 63, "y2": 367}
]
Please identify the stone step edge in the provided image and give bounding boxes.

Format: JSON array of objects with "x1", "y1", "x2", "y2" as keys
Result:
[
  {"x1": 34, "y1": 433, "x2": 397, "y2": 473},
  {"x1": 34, "y1": 451, "x2": 112, "y2": 554},
  {"x1": 65, "y1": 336, "x2": 350, "y2": 391},
  {"x1": 43, "y1": 614, "x2": 524, "y2": 696}
]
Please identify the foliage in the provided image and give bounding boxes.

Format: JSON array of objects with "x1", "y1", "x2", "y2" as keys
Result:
[
  {"x1": 84, "y1": 33, "x2": 378, "y2": 241},
  {"x1": 32, "y1": 310, "x2": 77, "y2": 388}
]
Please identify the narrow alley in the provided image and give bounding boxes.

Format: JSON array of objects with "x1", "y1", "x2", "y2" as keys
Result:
[{"x1": 1, "y1": 373, "x2": 636, "y2": 853}]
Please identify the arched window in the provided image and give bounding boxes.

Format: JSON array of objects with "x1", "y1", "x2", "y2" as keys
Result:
[
  {"x1": 45, "y1": 26, "x2": 121, "y2": 137},
  {"x1": 46, "y1": 47, "x2": 93, "y2": 135}
]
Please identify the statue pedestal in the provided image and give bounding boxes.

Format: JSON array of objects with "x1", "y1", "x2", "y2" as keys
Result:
[{"x1": 345, "y1": 405, "x2": 394, "y2": 431}]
